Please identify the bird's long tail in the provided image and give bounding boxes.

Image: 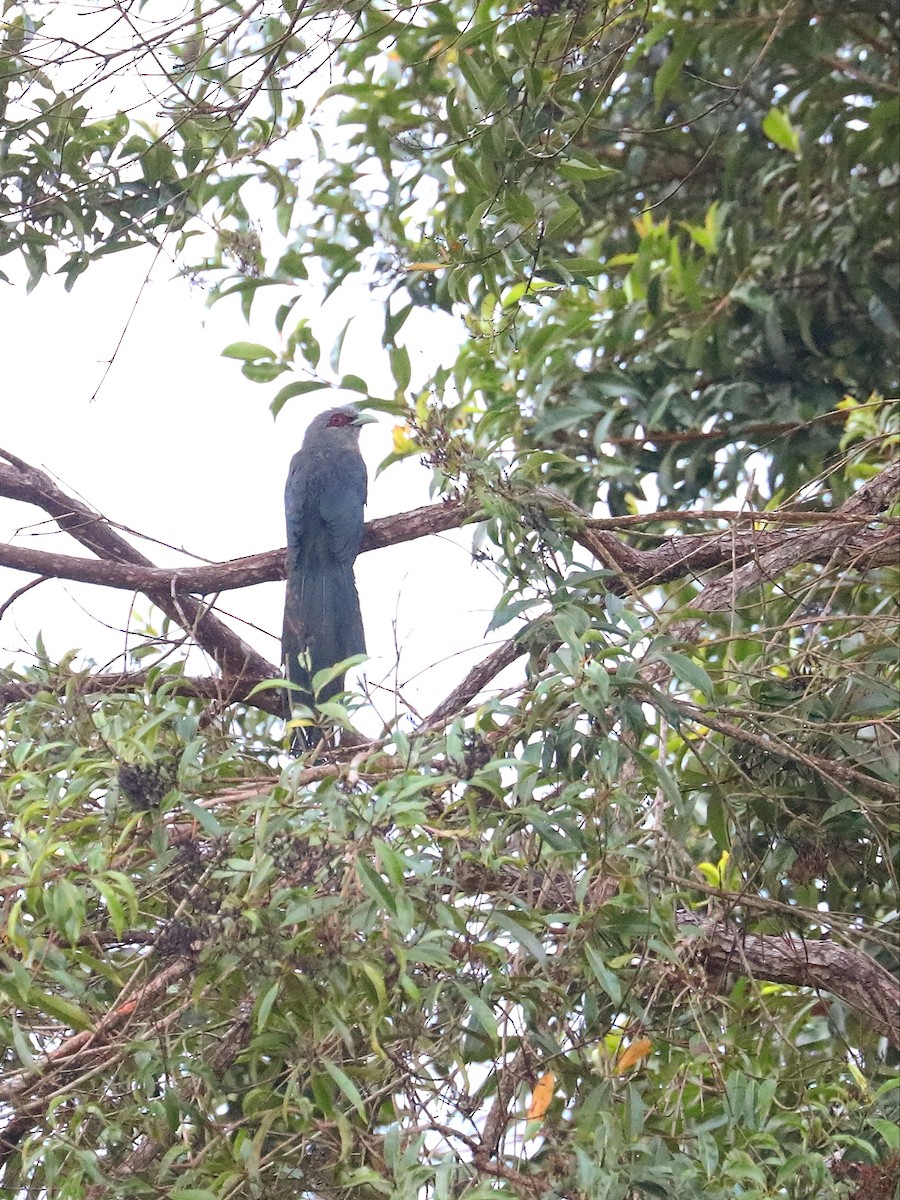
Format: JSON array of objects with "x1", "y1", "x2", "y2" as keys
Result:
[{"x1": 283, "y1": 561, "x2": 365, "y2": 749}]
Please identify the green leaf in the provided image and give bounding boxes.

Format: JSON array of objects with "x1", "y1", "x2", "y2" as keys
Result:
[
  {"x1": 11, "y1": 1017, "x2": 37, "y2": 1071},
  {"x1": 489, "y1": 912, "x2": 548, "y2": 967},
  {"x1": 30, "y1": 991, "x2": 92, "y2": 1031},
  {"x1": 323, "y1": 1061, "x2": 367, "y2": 1119},
  {"x1": 242, "y1": 360, "x2": 289, "y2": 383},
  {"x1": 355, "y1": 858, "x2": 397, "y2": 914},
  {"x1": 705, "y1": 794, "x2": 730, "y2": 851},
  {"x1": 653, "y1": 30, "x2": 697, "y2": 106},
  {"x1": 557, "y1": 153, "x2": 617, "y2": 182},
  {"x1": 357, "y1": 960, "x2": 389, "y2": 1008},
  {"x1": 94, "y1": 879, "x2": 125, "y2": 938},
  {"x1": 373, "y1": 838, "x2": 406, "y2": 889},
  {"x1": 458, "y1": 985, "x2": 498, "y2": 1046},
  {"x1": 390, "y1": 344, "x2": 411, "y2": 393},
  {"x1": 659, "y1": 651, "x2": 714, "y2": 700},
  {"x1": 255, "y1": 982, "x2": 280, "y2": 1033},
  {"x1": 180, "y1": 795, "x2": 226, "y2": 839},
  {"x1": 487, "y1": 597, "x2": 541, "y2": 631},
  {"x1": 221, "y1": 341, "x2": 276, "y2": 360},
  {"x1": 311, "y1": 654, "x2": 366, "y2": 693},
  {"x1": 584, "y1": 943, "x2": 622, "y2": 1005},
  {"x1": 270, "y1": 379, "x2": 330, "y2": 417},
  {"x1": 869, "y1": 1118, "x2": 900, "y2": 1150},
  {"x1": 276, "y1": 248, "x2": 307, "y2": 277},
  {"x1": 762, "y1": 107, "x2": 801, "y2": 155},
  {"x1": 246, "y1": 676, "x2": 295, "y2": 697}
]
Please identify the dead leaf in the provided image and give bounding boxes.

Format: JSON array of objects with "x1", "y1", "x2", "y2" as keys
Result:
[
  {"x1": 526, "y1": 1071, "x2": 556, "y2": 1119},
  {"x1": 615, "y1": 1037, "x2": 652, "y2": 1074}
]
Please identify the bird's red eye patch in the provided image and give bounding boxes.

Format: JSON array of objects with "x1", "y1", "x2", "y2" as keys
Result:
[{"x1": 326, "y1": 412, "x2": 354, "y2": 428}]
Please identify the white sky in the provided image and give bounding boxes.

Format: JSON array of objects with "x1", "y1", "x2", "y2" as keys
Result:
[{"x1": 0, "y1": 247, "x2": 506, "y2": 735}]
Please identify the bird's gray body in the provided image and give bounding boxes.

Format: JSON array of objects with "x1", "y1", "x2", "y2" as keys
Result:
[{"x1": 282, "y1": 406, "x2": 372, "y2": 742}]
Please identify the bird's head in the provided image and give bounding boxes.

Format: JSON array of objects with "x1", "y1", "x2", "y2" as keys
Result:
[{"x1": 303, "y1": 406, "x2": 377, "y2": 447}]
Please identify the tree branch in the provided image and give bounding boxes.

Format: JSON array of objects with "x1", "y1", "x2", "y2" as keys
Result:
[
  {"x1": 3, "y1": 465, "x2": 896, "y2": 605},
  {"x1": 2, "y1": 456, "x2": 896, "y2": 727},
  {"x1": 695, "y1": 461, "x2": 900, "y2": 610},
  {"x1": 3, "y1": 519, "x2": 893, "y2": 601},
  {"x1": 0, "y1": 958, "x2": 193, "y2": 1171},
  {"x1": 425, "y1": 638, "x2": 526, "y2": 725},
  {"x1": 688, "y1": 920, "x2": 900, "y2": 1048},
  {"x1": 0, "y1": 451, "x2": 281, "y2": 711},
  {"x1": 0, "y1": 458, "x2": 469, "y2": 593},
  {"x1": 450, "y1": 862, "x2": 900, "y2": 1049},
  {"x1": 669, "y1": 698, "x2": 898, "y2": 801}
]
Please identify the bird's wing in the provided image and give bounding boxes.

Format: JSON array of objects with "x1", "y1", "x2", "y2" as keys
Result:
[
  {"x1": 316, "y1": 454, "x2": 367, "y2": 565},
  {"x1": 284, "y1": 452, "x2": 309, "y2": 558}
]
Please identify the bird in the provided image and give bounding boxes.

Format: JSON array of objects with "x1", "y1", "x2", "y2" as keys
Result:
[{"x1": 282, "y1": 405, "x2": 376, "y2": 748}]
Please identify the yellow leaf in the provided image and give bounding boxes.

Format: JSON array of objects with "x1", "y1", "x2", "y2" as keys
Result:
[
  {"x1": 392, "y1": 424, "x2": 416, "y2": 455},
  {"x1": 526, "y1": 1072, "x2": 556, "y2": 1119},
  {"x1": 615, "y1": 1037, "x2": 652, "y2": 1074},
  {"x1": 697, "y1": 850, "x2": 731, "y2": 887},
  {"x1": 406, "y1": 262, "x2": 447, "y2": 272}
]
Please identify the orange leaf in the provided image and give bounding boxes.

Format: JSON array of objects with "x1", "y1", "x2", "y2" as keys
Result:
[
  {"x1": 615, "y1": 1037, "x2": 652, "y2": 1074},
  {"x1": 526, "y1": 1071, "x2": 556, "y2": 1119}
]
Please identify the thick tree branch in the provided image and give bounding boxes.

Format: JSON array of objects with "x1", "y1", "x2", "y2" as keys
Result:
[
  {"x1": 3, "y1": 465, "x2": 896, "y2": 604},
  {"x1": 689, "y1": 921, "x2": 900, "y2": 1048},
  {"x1": 2, "y1": 457, "x2": 896, "y2": 729},
  {"x1": 695, "y1": 460, "x2": 900, "y2": 610},
  {"x1": 574, "y1": 462, "x2": 900, "y2": 594},
  {"x1": 3, "y1": 520, "x2": 893, "y2": 598},
  {"x1": 0, "y1": 459, "x2": 468, "y2": 593},
  {"x1": 449, "y1": 861, "x2": 900, "y2": 1050}
]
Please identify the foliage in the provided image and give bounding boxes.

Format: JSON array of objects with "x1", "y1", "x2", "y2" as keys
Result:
[
  {"x1": 3, "y1": 0, "x2": 897, "y2": 504},
  {"x1": 2, "y1": 487, "x2": 898, "y2": 1198},
  {"x1": 0, "y1": 0, "x2": 898, "y2": 1196}
]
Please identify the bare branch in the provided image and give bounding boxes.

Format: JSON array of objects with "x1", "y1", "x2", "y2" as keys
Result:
[
  {"x1": 2, "y1": 502, "x2": 893, "y2": 601},
  {"x1": 0, "y1": 452, "x2": 280, "y2": 709},
  {"x1": 6, "y1": 520, "x2": 888, "y2": 599},
  {"x1": 2, "y1": 457, "x2": 896, "y2": 728},
  {"x1": 689, "y1": 920, "x2": 900, "y2": 1048},
  {"x1": 3, "y1": 467, "x2": 896, "y2": 609},
  {"x1": 0, "y1": 491, "x2": 470, "y2": 593},
  {"x1": 696, "y1": 461, "x2": 900, "y2": 610}
]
